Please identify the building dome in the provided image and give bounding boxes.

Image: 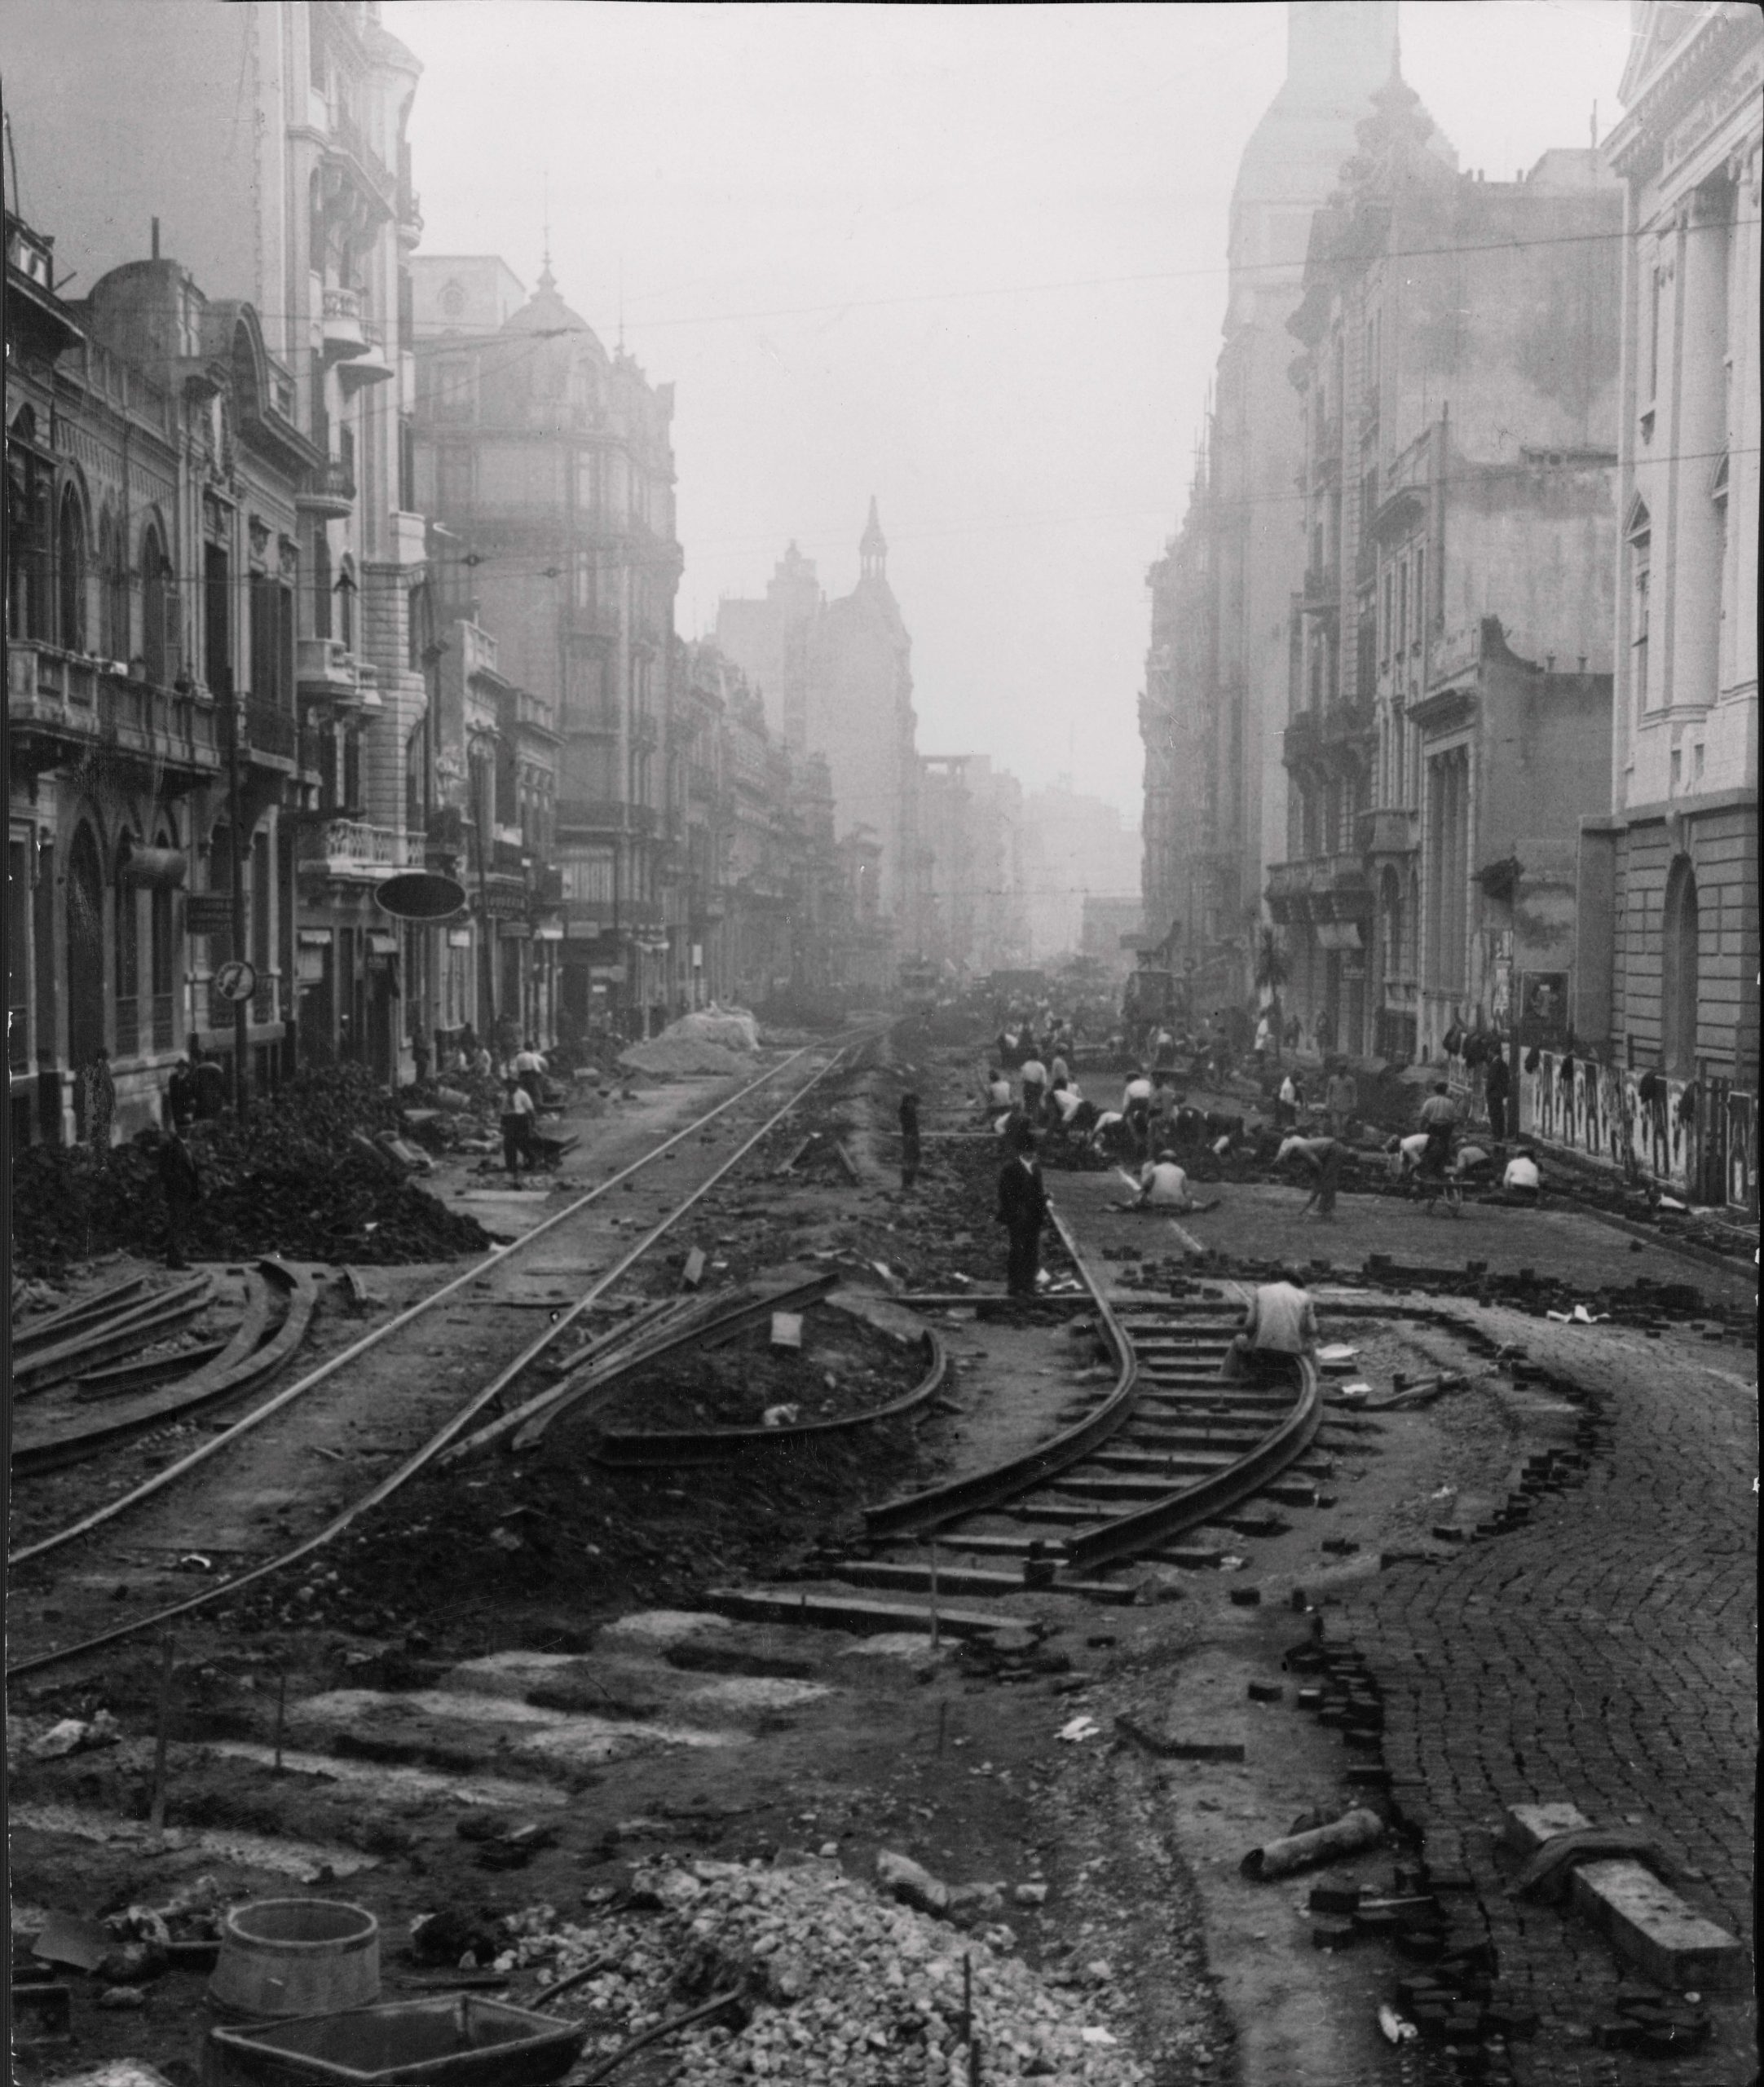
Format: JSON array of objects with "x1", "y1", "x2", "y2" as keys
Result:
[{"x1": 501, "y1": 263, "x2": 606, "y2": 359}]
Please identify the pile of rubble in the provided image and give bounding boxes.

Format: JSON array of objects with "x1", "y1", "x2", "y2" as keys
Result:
[
  {"x1": 11, "y1": 1069, "x2": 492, "y2": 1273},
  {"x1": 491, "y1": 1855, "x2": 1148, "y2": 2085}
]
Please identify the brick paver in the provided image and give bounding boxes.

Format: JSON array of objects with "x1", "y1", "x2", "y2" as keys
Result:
[{"x1": 1344, "y1": 1307, "x2": 1756, "y2": 2085}]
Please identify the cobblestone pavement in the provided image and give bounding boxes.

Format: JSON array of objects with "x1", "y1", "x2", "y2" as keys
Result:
[{"x1": 1343, "y1": 1306, "x2": 1757, "y2": 2086}]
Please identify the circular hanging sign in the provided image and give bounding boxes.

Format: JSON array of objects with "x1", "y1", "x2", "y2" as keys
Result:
[
  {"x1": 214, "y1": 959, "x2": 258, "y2": 1004},
  {"x1": 374, "y1": 872, "x2": 469, "y2": 922}
]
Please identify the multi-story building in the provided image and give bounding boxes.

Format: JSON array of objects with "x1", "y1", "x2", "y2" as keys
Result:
[
  {"x1": 6, "y1": 0, "x2": 434, "y2": 1084},
  {"x1": 919, "y1": 754, "x2": 1029, "y2": 982},
  {"x1": 410, "y1": 253, "x2": 684, "y2": 1035},
  {"x1": 1273, "y1": 74, "x2": 1623, "y2": 1066},
  {"x1": 8, "y1": 211, "x2": 317, "y2": 1144},
  {"x1": 1021, "y1": 784, "x2": 1141, "y2": 965},
  {"x1": 1574, "y1": 0, "x2": 1759, "y2": 1202},
  {"x1": 1138, "y1": 1, "x2": 1404, "y2": 1014},
  {"x1": 717, "y1": 505, "x2": 928, "y2": 967}
]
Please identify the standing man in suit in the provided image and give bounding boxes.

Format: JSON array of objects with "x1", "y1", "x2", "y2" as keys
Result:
[{"x1": 996, "y1": 1127, "x2": 1051, "y2": 1298}]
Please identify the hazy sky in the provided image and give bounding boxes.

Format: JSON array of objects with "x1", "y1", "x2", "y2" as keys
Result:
[{"x1": 400, "y1": 1, "x2": 1633, "y2": 819}]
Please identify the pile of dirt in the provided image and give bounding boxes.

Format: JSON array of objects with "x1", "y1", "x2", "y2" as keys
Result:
[
  {"x1": 600, "y1": 1305, "x2": 924, "y2": 1432},
  {"x1": 619, "y1": 1035, "x2": 756, "y2": 1079},
  {"x1": 11, "y1": 1068, "x2": 492, "y2": 1274}
]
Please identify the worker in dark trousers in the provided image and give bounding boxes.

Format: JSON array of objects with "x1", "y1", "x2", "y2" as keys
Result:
[
  {"x1": 154, "y1": 1125, "x2": 201, "y2": 1269},
  {"x1": 1277, "y1": 1132, "x2": 1345, "y2": 1218},
  {"x1": 1484, "y1": 1051, "x2": 1512, "y2": 1141},
  {"x1": 898, "y1": 1091, "x2": 922, "y2": 1190},
  {"x1": 996, "y1": 1126, "x2": 1051, "y2": 1297},
  {"x1": 501, "y1": 1077, "x2": 540, "y2": 1178}
]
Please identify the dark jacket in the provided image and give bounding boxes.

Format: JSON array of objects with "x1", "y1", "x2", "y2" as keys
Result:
[
  {"x1": 996, "y1": 1154, "x2": 1049, "y2": 1232},
  {"x1": 1484, "y1": 1054, "x2": 1510, "y2": 1098},
  {"x1": 157, "y1": 1134, "x2": 201, "y2": 1206}
]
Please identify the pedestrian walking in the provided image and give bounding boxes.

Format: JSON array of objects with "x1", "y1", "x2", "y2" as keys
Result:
[
  {"x1": 898, "y1": 1091, "x2": 922, "y2": 1190},
  {"x1": 513, "y1": 1038, "x2": 548, "y2": 1109},
  {"x1": 995, "y1": 1127, "x2": 1051, "y2": 1298},
  {"x1": 412, "y1": 1025, "x2": 432, "y2": 1085},
  {"x1": 153, "y1": 1124, "x2": 201, "y2": 1269},
  {"x1": 1224, "y1": 1265, "x2": 1320, "y2": 1383},
  {"x1": 1484, "y1": 1050, "x2": 1511, "y2": 1141},
  {"x1": 1277, "y1": 1132, "x2": 1345, "y2": 1219},
  {"x1": 82, "y1": 1047, "x2": 117, "y2": 1162}
]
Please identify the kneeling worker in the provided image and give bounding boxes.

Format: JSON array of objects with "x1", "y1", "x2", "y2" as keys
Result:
[
  {"x1": 1224, "y1": 1264, "x2": 1320, "y2": 1383},
  {"x1": 1124, "y1": 1149, "x2": 1218, "y2": 1214},
  {"x1": 1502, "y1": 1146, "x2": 1542, "y2": 1203}
]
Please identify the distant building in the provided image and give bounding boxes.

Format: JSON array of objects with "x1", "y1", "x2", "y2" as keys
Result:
[
  {"x1": 409, "y1": 253, "x2": 683, "y2": 1035},
  {"x1": 717, "y1": 504, "x2": 927, "y2": 965},
  {"x1": 1586, "y1": 1, "x2": 1760, "y2": 1119},
  {"x1": 1021, "y1": 784, "x2": 1140, "y2": 963},
  {"x1": 918, "y1": 754, "x2": 1029, "y2": 981},
  {"x1": 1274, "y1": 77, "x2": 1622, "y2": 1066},
  {"x1": 1079, "y1": 896, "x2": 1144, "y2": 980}
]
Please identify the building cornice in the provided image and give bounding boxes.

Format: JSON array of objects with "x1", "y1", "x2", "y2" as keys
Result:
[{"x1": 1605, "y1": 7, "x2": 1762, "y2": 181}]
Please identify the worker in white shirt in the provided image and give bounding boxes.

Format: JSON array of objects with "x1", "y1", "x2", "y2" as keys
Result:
[
  {"x1": 1122, "y1": 1072, "x2": 1154, "y2": 1160},
  {"x1": 1019, "y1": 1052, "x2": 1048, "y2": 1121},
  {"x1": 501, "y1": 1077, "x2": 540, "y2": 1177},
  {"x1": 512, "y1": 1039, "x2": 548, "y2": 1109},
  {"x1": 1501, "y1": 1148, "x2": 1542, "y2": 1203},
  {"x1": 1045, "y1": 1079, "x2": 1087, "y2": 1132},
  {"x1": 1122, "y1": 1150, "x2": 1218, "y2": 1214},
  {"x1": 981, "y1": 1066, "x2": 1013, "y2": 1118},
  {"x1": 1224, "y1": 1265, "x2": 1320, "y2": 1383}
]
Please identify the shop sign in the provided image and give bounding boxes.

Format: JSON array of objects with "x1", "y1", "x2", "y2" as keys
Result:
[
  {"x1": 447, "y1": 928, "x2": 473, "y2": 949},
  {"x1": 185, "y1": 893, "x2": 233, "y2": 937},
  {"x1": 589, "y1": 964, "x2": 628, "y2": 982}
]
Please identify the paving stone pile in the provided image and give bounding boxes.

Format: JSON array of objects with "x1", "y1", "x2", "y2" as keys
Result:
[{"x1": 496, "y1": 1855, "x2": 1149, "y2": 2085}]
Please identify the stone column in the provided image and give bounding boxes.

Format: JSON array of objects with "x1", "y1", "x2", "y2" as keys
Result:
[{"x1": 1668, "y1": 181, "x2": 1731, "y2": 713}]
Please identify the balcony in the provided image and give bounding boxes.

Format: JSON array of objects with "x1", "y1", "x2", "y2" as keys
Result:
[
  {"x1": 243, "y1": 695, "x2": 298, "y2": 766},
  {"x1": 1300, "y1": 564, "x2": 1340, "y2": 612},
  {"x1": 298, "y1": 819, "x2": 421, "y2": 882},
  {"x1": 555, "y1": 797, "x2": 659, "y2": 838},
  {"x1": 567, "y1": 604, "x2": 621, "y2": 642},
  {"x1": 1264, "y1": 853, "x2": 1374, "y2": 925},
  {"x1": 321, "y1": 286, "x2": 369, "y2": 364},
  {"x1": 1282, "y1": 701, "x2": 1374, "y2": 774},
  {"x1": 9, "y1": 639, "x2": 100, "y2": 768},
  {"x1": 297, "y1": 636, "x2": 364, "y2": 708},
  {"x1": 1356, "y1": 806, "x2": 1418, "y2": 859},
  {"x1": 298, "y1": 457, "x2": 356, "y2": 517}
]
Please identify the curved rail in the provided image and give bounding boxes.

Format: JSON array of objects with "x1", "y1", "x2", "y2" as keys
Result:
[
  {"x1": 12, "y1": 1262, "x2": 318, "y2": 1478},
  {"x1": 1061, "y1": 1351, "x2": 1322, "y2": 1571},
  {"x1": 862, "y1": 1205, "x2": 1138, "y2": 1538},
  {"x1": 590, "y1": 1328, "x2": 948, "y2": 1467},
  {"x1": 7, "y1": 1031, "x2": 878, "y2": 1680}
]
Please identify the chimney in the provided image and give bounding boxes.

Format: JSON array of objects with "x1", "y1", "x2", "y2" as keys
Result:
[{"x1": 151, "y1": 216, "x2": 160, "y2": 261}]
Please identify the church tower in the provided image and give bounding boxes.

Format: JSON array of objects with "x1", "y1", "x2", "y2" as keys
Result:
[{"x1": 859, "y1": 497, "x2": 889, "y2": 584}]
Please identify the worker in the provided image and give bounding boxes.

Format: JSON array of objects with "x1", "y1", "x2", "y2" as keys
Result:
[
  {"x1": 192, "y1": 1043, "x2": 227, "y2": 1120},
  {"x1": 1387, "y1": 1131, "x2": 1431, "y2": 1180},
  {"x1": 1049, "y1": 1050, "x2": 1070, "y2": 1088},
  {"x1": 1123, "y1": 1149, "x2": 1218, "y2": 1214},
  {"x1": 1224, "y1": 1264, "x2": 1320, "y2": 1383},
  {"x1": 512, "y1": 1038, "x2": 549, "y2": 1109},
  {"x1": 1275, "y1": 1069, "x2": 1301, "y2": 1130},
  {"x1": 1151, "y1": 1026, "x2": 1177, "y2": 1074},
  {"x1": 898, "y1": 1091, "x2": 922, "y2": 1190},
  {"x1": 1087, "y1": 1106, "x2": 1129, "y2": 1161},
  {"x1": 1502, "y1": 1146, "x2": 1542, "y2": 1203},
  {"x1": 1019, "y1": 1049, "x2": 1048, "y2": 1122},
  {"x1": 1045, "y1": 1078, "x2": 1087, "y2": 1133},
  {"x1": 1417, "y1": 1081, "x2": 1459, "y2": 1179},
  {"x1": 1324, "y1": 1063, "x2": 1356, "y2": 1136},
  {"x1": 1277, "y1": 1132, "x2": 1346, "y2": 1219},
  {"x1": 982, "y1": 1066, "x2": 1012, "y2": 1117},
  {"x1": 1122, "y1": 1070, "x2": 1154, "y2": 1160},
  {"x1": 1484, "y1": 1051, "x2": 1512, "y2": 1141},
  {"x1": 165, "y1": 1056, "x2": 197, "y2": 1132},
  {"x1": 82, "y1": 1047, "x2": 117, "y2": 1163},
  {"x1": 153, "y1": 1124, "x2": 201, "y2": 1270},
  {"x1": 995, "y1": 1125, "x2": 1051, "y2": 1298},
  {"x1": 501, "y1": 1076, "x2": 540, "y2": 1178}
]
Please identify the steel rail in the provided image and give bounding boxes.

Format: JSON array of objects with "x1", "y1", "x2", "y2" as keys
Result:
[
  {"x1": 1061, "y1": 1351, "x2": 1323, "y2": 1571},
  {"x1": 6, "y1": 1033, "x2": 876, "y2": 1679},
  {"x1": 11, "y1": 1263, "x2": 319, "y2": 1479},
  {"x1": 7, "y1": 1034, "x2": 867, "y2": 1578},
  {"x1": 588, "y1": 1328, "x2": 949, "y2": 1467},
  {"x1": 862, "y1": 1204, "x2": 1140, "y2": 1538}
]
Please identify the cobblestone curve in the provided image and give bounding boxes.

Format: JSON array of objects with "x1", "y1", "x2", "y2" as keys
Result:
[{"x1": 1343, "y1": 1310, "x2": 1756, "y2": 2087}]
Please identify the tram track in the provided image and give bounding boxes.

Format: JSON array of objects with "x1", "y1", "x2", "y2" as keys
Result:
[{"x1": 7, "y1": 1027, "x2": 884, "y2": 1682}]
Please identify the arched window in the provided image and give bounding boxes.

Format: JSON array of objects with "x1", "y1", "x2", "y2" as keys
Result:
[
  {"x1": 58, "y1": 483, "x2": 88, "y2": 651},
  {"x1": 141, "y1": 522, "x2": 170, "y2": 685},
  {"x1": 1660, "y1": 857, "x2": 1700, "y2": 1077}
]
